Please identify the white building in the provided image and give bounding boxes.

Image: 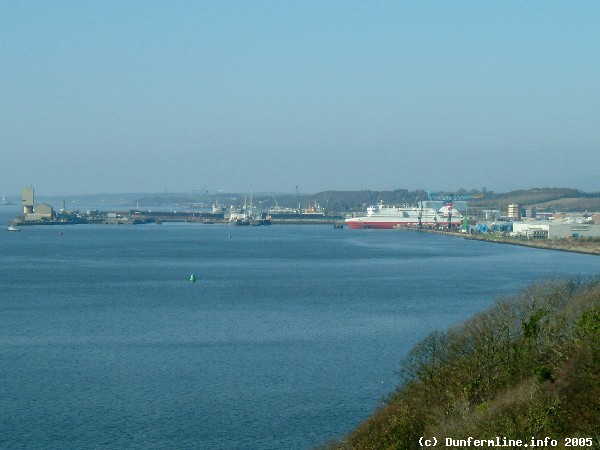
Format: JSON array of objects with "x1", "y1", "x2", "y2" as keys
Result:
[
  {"x1": 512, "y1": 221, "x2": 600, "y2": 239},
  {"x1": 507, "y1": 204, "x2": 521, "y2": 220}
]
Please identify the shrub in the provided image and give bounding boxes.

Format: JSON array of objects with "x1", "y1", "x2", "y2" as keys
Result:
[{"x1": 331, "y1": 277, "x2": 600, "y2": 449}]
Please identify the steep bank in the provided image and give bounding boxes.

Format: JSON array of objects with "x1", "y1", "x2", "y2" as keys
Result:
[{"x1": 329, "y1": 277, "x2": 600, "y2": 449}]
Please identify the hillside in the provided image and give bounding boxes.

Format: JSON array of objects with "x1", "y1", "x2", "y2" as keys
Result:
[
  {"x1": 33, "y1": 187, "x2": 600, "y2": 214},
  {"x1": 467, "y1": 188, "x2": 600, "y2": 212},
  {"x1": 328, "y1": 277, "x2": 600, "y2": 449},
  {"x1": 311, "y1": 188, "x2": 600, "y2": 213},
  {"x1": 531, "y1": 197, "x2": 600, "y2": 213}
]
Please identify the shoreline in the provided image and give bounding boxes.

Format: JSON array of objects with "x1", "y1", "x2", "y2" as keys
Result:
[
  {"x1": 9, "y1": 211, "x2": 600, "y2": 256},
  {"x1": 395, "y1": 226, "x2": 600, "y2": 255}
]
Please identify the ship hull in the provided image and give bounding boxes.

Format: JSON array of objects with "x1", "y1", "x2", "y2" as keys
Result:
[
  {"x1": 345, "y1": 220, "x2": 458, "y2": 229},
  {"x1": 345, "y1": 202, "x2": 463, "y2": 229}
]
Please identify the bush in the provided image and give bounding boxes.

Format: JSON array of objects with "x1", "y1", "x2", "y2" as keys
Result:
[{"x1": 331, "y1": 277, "x2": 600, "y2": 449}]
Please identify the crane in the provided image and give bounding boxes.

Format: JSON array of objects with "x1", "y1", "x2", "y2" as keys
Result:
[
  {"x1": 427, "y1": 191, "x2": 484, "y2": 202},
  {"x1": 427, "y1": 192, "x2": 484, "y2": 230}
]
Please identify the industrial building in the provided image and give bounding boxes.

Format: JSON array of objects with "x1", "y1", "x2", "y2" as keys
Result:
[
  {"x1": 512, "y1": 221, "x2": 600, "y2": 239},
  {"x1": 25, "y1": 203, "x2": 55, "y2": 221},
  {"x1": 507, "y1": 204, "x2": 521, "y2": 220},
  {"x1": 21, "y1": 186, "x2": 34, "y2": 215},
  {"x1": 19, "y1": 186, "x2": 55, "y2": 222}
]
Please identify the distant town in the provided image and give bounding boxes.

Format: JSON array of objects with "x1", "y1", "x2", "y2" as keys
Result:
[{"x1": 6, "y1": 186, "x2": 600, "y2": 240}]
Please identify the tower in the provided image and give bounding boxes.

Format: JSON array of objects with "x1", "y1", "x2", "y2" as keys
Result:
[
  {"x1": 507, "y1": 203, "x2": 521, "y2": 220},
  {"x1": 21, "y1": 186, "x2": 34, "y2": 215}
]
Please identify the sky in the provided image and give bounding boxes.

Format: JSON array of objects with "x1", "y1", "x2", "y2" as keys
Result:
[{"x1": 2, "y1": 1, "x2": 600, "y2": 196}]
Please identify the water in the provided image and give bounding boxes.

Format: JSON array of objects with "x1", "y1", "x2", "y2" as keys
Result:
[{"x1": 2, "y1": 206, "x2": 600, "y2": 449}]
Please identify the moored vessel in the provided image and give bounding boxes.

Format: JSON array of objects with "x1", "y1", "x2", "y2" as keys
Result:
[{"x1": 345, "y1": 201, "x2": 463, "y2": 229}]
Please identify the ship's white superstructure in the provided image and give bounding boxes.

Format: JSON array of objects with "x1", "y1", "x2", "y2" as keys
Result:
[{"x1": 345, "y1": 201, "x2": 463, "y2": 229}]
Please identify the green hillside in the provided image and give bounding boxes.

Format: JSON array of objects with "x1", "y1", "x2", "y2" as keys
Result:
[
  {"x1": 328, "y1": 277, "x2": 600, "y2": 449},
  {"x1": 79, "y1": 187, "x2": 600, "y2": 213},
  {"x1": 467, "y1": 188, "x2": 600, "y2": 212},
  {"x1": 310, "y1": 188, "x2": 600, "y2": 213}
]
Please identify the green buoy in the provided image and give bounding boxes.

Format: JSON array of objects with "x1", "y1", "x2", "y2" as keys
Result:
[{"x1": 189, "y1": 274, "x2": 197, "y2": 282}]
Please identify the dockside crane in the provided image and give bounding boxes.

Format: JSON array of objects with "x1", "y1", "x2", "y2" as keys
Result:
[
  {"x1": 296, "y1": 185, "x2": 301, "y2": 213},
  {"x1": 427, "y1": 191, "x2": 484, "y2": 230},
  {"x1": 414, "y1": 191, "x2": 424, "y2": 229}
]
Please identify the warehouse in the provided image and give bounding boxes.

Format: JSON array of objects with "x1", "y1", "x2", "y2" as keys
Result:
[
  {"x1": 24, "y1": 203, "x2": 55, "y2": 222},
  {"x1": 512, "y1": 221, "x2": 600, "y2": 239}
]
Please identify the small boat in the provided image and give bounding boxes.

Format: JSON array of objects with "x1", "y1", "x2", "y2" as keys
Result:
[
  {"x1": 7, "y1": 225, "x2": 20, "y2": 232},
  {"x1": 231, "y1": 218, "x2": 250, "y2": 226}
]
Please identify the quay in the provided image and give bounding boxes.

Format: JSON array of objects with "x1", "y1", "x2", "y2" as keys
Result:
[
  {"x1": 10, "y1": 207, "x2": 347, "y2": 226},
  {"x1": 10, "y1": 209, "x2": 228, "y2": 226},
  {"x1": 10, "y1": 207, "x2": 345, "y2": 228},
  {"x1": 394, "y1": 226, "x2": 600, "y2": 256},
  {"x1": 9, "y1": 186, "x2": 350, "y2": 228}
]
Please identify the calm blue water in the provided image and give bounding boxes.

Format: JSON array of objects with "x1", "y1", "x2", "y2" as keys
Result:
[{"x1": 2, "y1": 205, "x2": 600, "y2": 449}]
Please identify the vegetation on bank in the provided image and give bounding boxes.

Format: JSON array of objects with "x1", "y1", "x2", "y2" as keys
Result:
[{"x1": 328, "y1": 277, "x2": 600, "y2": 449}]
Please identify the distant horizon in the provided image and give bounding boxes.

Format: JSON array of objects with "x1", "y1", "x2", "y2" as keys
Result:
[{"x1": 3, "y1": 185, "x2": 600, "y2": 200}]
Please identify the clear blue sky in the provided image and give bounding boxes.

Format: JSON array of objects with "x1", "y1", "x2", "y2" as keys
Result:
[{"x1": 2, "y1": 1, "x2": 599, "y2": 195}]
